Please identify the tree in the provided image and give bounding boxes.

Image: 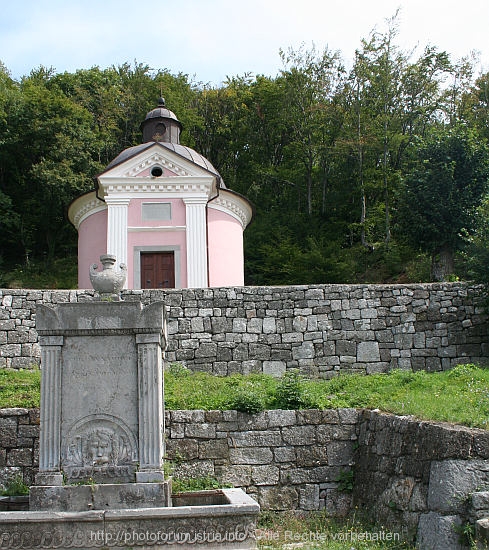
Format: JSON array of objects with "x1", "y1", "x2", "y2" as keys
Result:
[
  {"x1": 398, "y1": 125, "x2": 489, "y2": 281},
  {"x1": 1, "y1": 69, "x2": 99, "y2": 262},
  {"x1": 279, "y1": 44, "x2": 345, "y2": 216}
]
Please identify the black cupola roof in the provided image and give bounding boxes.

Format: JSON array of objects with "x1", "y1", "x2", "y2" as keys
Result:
[{"x1": 140, "y1": 97, "x2": 182, "y2": 144}]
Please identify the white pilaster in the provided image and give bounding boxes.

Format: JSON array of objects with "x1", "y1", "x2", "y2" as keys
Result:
[
  {"x1": 38, "y1": 336, "x2": 63, "y2": 473},
  {"x1": 184, "y1": 197, "x2": 208, "y2": 288},
  {"x1": 106, "y1": 197, "x2": 130, "y2": 273},
  {"x1": 136, "y1": 333, "x2": 164, "y2": 481}
]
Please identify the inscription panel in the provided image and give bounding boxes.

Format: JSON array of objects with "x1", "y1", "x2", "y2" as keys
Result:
[{"x1": 60, "y1": 334, "x2": 138, "y2": 481}]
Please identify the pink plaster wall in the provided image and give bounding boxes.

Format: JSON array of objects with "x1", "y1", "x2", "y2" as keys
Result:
[
  {"x1": 207, "y1": 208, "x2": 245, "y2": 287},
  {"x1": 77, "y1": 209, "x2": 107, "y2": 288}
]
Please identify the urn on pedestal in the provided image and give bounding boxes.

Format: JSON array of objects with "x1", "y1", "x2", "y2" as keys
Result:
[{"x1": 89, "y1": 254, "x2": 126, "y2": 298}]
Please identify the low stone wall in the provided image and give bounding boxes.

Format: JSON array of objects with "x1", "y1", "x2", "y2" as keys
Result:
[
  {"x1": 1, "y1": 283, "x2": 488, "y2": 376},
  {"x1": 354, "y1": 410, "x2": 489, "y2": 546},
  {"x1": 166, "y1": 408, "x2": 356, "y2": 515},
  {"x1": 0, "y1": 408, "x2": 39, "y2": 489},
  {"x1": 2, "y1": 407, "x2": 489, "y2": 547}
]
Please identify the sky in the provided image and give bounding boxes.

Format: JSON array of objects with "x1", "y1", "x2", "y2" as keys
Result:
[{"x1": 1, "y1": 0, "x2": 489, "y2": 85}]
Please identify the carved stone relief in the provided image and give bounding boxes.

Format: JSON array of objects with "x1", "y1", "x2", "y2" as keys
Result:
[{"x1": 62, "y1": 414, "x2": 138, "y2": 482}]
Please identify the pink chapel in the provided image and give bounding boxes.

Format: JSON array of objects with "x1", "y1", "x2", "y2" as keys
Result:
[{"x1": 68, "y1": 99, "x2": 253, "y2": 289}]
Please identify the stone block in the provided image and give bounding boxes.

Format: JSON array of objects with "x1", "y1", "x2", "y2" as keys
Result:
[
  {"x1": 233, "y1": 343, "x2": 249, "y2": 361},
  {"x1": 282, "y1": 425, "x2": 317, "y2": 446},
  {"x1": 476, "y1": 518, "x2": 489, "y2": 546},
  {"x1": 232, "y1": 318, "x2": 247, "y2": 332},
  {"x1": 11, "y1": 357, "x2": 35, "y2": 369},
  {"x1": 299, "y1": 483, "x2": 320, "y2": 510},
  {"x1": 194, "y1": 342, "x2": 217, "y2": 358},
  {"x1": 263, "y1": 360, "x2": 285, "y2": 377},
  {"x1": 173, "y1": 459, "x2": 215, "y2": 479},
  {"x1": 0, "y1": 344, "x2": 21, "y2": 357},
  {"x1": 251, "y1": 465, "x2": 279, "y2": 485},
  {"x1": 257, "y1": 485, "x2": 299, "y2": 510},
  {"x1": 263, "y1": 317, "x2": 277, "y2": 334},
  {"x1": 338, "y1": 408, "x2": 359, "y2": 424},
  {"x1": 357, "y1": 341, "x2": 380, "y2": 362},
  {"x1": 296, "y1": 446, "x2": 329, "y2": 467},
  {"x1": 30, "y1": 484, "x2": 93, "y2": 511},
  {"x1": 296, "y1": 409, "x2": 322, "y2": 425},
  {"x1": 199, "y1": 439, "x2": 229, "y2": 460},
  {"x1": 470, "y1": 490, "x2": 489, "y2": 516},
  {"x1": 428, "y1": 459, "x2": 489, "y2": 514},
  {"x1": 92, "y1": 482, "x2": 171, "y2": 510},
  {"x1": 249, "y1": 343, "x2": 270, "y2": 360},
  {"x1": 323, "y1": 488, "x2": 352, "y2": 517},
  {"x1": 166, "y1": 438, "x2": 199, "y2": 460},
  {"x1": 266, "y1": 409, "x2": 297, "y2": 428},
  {"x1": 230, "y1": 447, "x2": 273, "y2": 465},
  {"x1": 327, "y1": 441, "x2": 354, "y2": 466},
  {"x1": 248, "y1": 318, "x2": 263, "y2": 333},
  {"x1": 185, "y1": 423, "x2": 216, "y2": 439},
  {"x1": 0, "y1": 417, "x2": 17, "y2": 447},
  {"x1": 416, "y1": 512, "x2": 464, "y2": 550},
  {"x1": 292, "y1": 342, "x2": 315, "y2": 359},
  {"x1": 281, "y1": 332, "x2": 303, "y2": 343},
  {"x1": 285, "y1": 465, "x2": 339, "y2": 484},
  {"x1": 273, "y1": 446, "x2": 296, "y2": 463}
]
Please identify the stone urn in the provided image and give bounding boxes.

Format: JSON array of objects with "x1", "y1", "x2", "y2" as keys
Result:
[{"x1": 89, "y1": 254, "x2": 127, "y2": 298}]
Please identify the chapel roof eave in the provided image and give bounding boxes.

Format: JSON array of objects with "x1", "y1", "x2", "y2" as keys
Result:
[{"x1": 209, "y1": 187, "x2": 254, "y2": 229}]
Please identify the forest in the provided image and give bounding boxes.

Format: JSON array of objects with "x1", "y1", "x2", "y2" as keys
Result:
[{"x1": 1, "y1": 16, "x2": 489, "y2": 288}]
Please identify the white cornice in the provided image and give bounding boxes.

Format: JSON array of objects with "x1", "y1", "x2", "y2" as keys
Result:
[
  {"x1": 98, "y1": 176, "x2": 215, "y2": 199},
  {"x1": 68, "y1": 192, "x2": 107, "y2": 229},
  {"x1": 208, "y1": 190, "x2": 253, "y2": 229}
]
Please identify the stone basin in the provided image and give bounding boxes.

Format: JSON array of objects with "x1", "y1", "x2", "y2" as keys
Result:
[{"x1": 0, "y1": 488, "x2": 259, "y2": 549}]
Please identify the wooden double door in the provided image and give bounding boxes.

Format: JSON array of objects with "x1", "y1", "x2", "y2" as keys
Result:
[{"x1": 141, "y1": 252, "x2": 175, "y2": 289}]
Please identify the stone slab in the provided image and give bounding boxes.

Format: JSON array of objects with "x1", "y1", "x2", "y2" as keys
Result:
[{"x1": 30, "y1": 482, "x2": 172, "y2": 512}]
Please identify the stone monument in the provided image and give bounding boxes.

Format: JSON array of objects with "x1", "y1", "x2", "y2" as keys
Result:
[
  {"x1": 0, "y1": 256, "x2": 259, "y2": 549},
  {"x1": 30, "y1": 297, "x2": 171, "y2": 508}
]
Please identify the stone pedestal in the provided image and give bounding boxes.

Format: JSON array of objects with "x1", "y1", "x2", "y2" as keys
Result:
[{"x1": 34, "y1": 300, "x2": 168, "y2": 504}]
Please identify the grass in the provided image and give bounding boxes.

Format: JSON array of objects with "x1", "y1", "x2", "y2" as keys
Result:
[
  {"x1": 172, "y1": 475, "x2": 223, "y2": 493},
  {"x1": 165, "y1": 363, "x2": 489, "y2": 429},
  {"x1": 2, "y1": 363, "x2": 489, "y2": 429},
  {"x1": 256, "y1": 510, "x2": 414, "y2": 549},
  {"x1": 0, "y1": 368, "x2": 41, "y2": 408}
]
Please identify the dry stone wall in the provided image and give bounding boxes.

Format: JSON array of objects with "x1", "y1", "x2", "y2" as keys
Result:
[
  {"x1": 0, "y1": 408, "x2": 39, "y2": 489},
  {"x1": 1, "y1": 283, "x2": 488, "y2": 376},
  {"x1": 354, "y1": 410, "x2": 489, "y2": 547}
]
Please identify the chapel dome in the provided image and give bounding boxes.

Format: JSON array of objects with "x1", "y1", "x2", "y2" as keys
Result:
[{"x1": 143, "y1": 99, "x2": 181, "y2": 123}]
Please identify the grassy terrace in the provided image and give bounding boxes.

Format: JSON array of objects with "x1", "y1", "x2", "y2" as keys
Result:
[{"x1": 1, "y1": 363, "x2": 489, "y2": 429}]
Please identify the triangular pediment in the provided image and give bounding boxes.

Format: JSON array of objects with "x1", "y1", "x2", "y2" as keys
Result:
[{"x1": 99, "y1": 143, "x2": 217, "y2": 180}]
